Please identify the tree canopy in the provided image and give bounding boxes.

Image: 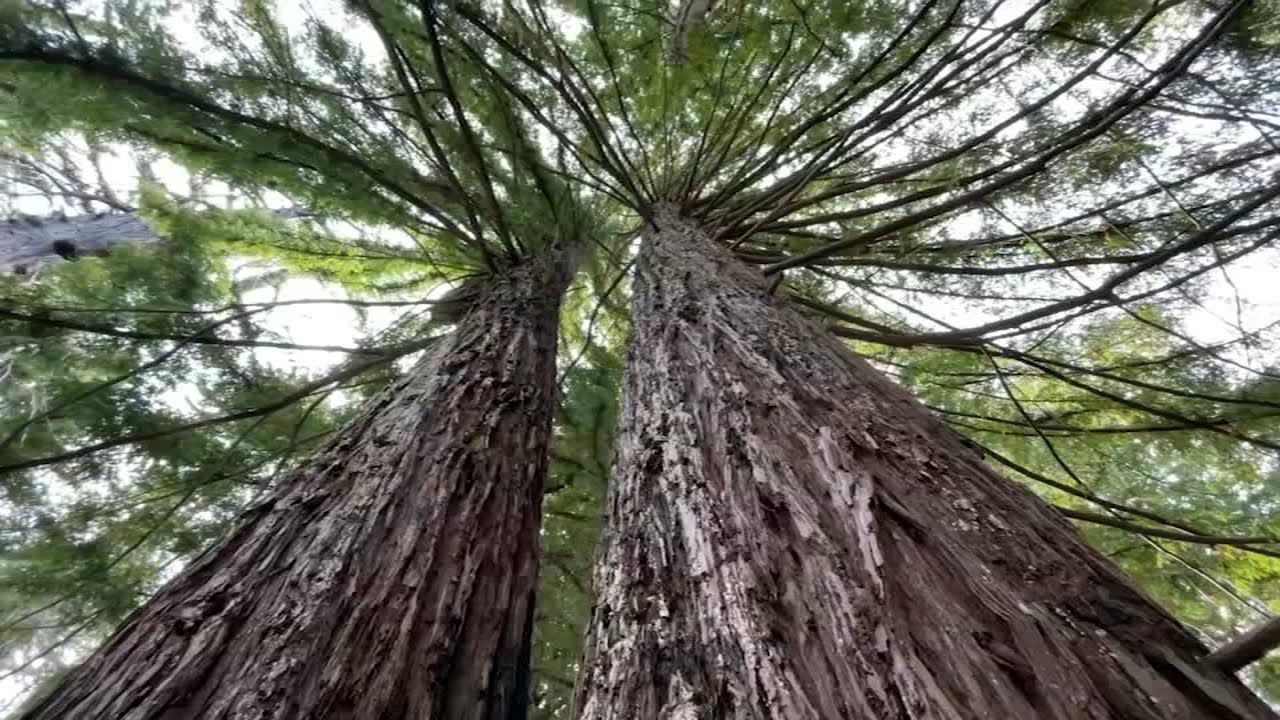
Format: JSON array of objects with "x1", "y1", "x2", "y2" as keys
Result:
[{"x1": 1, "y1": 0, "x2": 1279, "y2": 715}]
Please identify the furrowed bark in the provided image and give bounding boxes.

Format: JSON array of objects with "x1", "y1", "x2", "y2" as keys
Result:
[
  {"x1": 23, "y1": 250, "x2": 574, "y2": 720},
  {"x1": 575, "y1": 205, "x2": 1274, "y2": 719}
]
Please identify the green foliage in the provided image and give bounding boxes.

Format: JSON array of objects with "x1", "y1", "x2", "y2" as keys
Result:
[
  {"x1": 2, "y1": 0, "x2": 1280, "y2": 713},
  {"x1": 534, "y1": 358, "x2": 619, "y2": 717},
  {"x1": 0, "y1": 196, "x2": 438, "y2": 708},
  {"x1": 860, "y1": 311, "x2": 1280, "y2": 699},
  {"x1": 0, "y1": 226, "x2": 352, "y2": 701}
]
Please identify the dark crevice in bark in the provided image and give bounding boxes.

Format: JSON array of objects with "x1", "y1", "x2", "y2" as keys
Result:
[
  {"x1": 575, "y1": 205, "x2": 1274, "y2": 719},
  {"x1": 23, "y1": 250, "x2": 576, "y2": 720}
]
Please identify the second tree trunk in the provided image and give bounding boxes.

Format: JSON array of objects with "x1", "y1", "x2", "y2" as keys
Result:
[
  {"x1": 24, "y1": 252, "x2": 573, "y2": 720},
  {"x1": 575, "y1": 206, "x2": 1274, "y2": 719}
]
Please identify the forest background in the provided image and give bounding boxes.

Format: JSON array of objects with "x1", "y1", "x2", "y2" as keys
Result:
[{"x1": 1, "y1": 0, "x2": 1280, "y2": 716}]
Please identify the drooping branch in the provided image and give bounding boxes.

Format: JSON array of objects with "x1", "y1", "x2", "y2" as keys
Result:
[
  {"x1": 1207, "y1": 618, "x2": 1280, "y2": 673},
  {"x1": 1054, "y1": 506, "x2": 1280, "y2": 558}
]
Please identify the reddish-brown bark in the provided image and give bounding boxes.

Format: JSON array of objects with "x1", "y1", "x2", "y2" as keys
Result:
[
  {"x1": 23, "y1": 252, "x2": 573, "y2": 720},
  {"x1": 0, "y1": 210, "x2": 307, "y2": 276},
  {"x1": 575, "y1": 206, "x2": 1274, "y2": 719}
]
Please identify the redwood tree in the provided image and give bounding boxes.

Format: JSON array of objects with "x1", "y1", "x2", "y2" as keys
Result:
[
  {"x1": 4, "y1": 0, "x2": 1280, "y2": 716},
  {"x1": 458, "y1": 2, "x2": 1280, "y2": 709},
  {"x1": 22, "y1": 249, "x2": 574, "y2": 718},
  {"x1": 0, "y1": 0, "x2": 608, "y2": 713},
  {"x1": 576, "y1": 206, "x2": 1274, "y2": 718}
]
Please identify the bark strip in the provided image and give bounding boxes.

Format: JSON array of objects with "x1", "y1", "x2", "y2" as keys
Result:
[
  {"x1": 24, "y1": 251, "x2": 574, "y2": 720},
  {"x1": 575, "y1": 205, "x2": 1274, "y2": 719}
]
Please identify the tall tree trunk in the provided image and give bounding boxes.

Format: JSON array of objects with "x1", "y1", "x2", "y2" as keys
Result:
[
  {"x1": 575, "y1": 205, "x2": 1274, "y2": 719},
  {"x1": 24, "y1": 251, "x2": 574, "y2": 720},
  {"x1": 1, "y1": 209, "x2": 309, "y2": 275}
]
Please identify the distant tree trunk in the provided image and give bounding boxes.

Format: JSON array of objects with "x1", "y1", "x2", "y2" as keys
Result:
[
  {"x1": 23, "y1": 250, "x2": 575, "y2": 720},
  {"x1": 0, "y1": 212, "x2": 160, "y2": 275},
  {"x1": 0, "y1": 208, "x2": 309, "y2": 275},
  {"x1": 575, "y1": 205, "x2": 1274, "y2": 719}
]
